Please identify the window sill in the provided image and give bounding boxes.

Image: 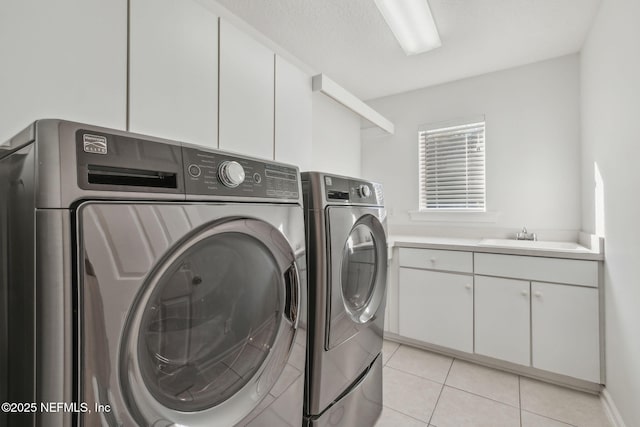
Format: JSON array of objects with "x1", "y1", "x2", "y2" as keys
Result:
[{"x1": 408, "y1": 210, "x2": 501, "y2": 223}]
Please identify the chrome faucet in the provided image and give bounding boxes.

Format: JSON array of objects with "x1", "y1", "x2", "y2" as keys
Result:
[{"x1": 516, "y1": 226, "x2": 537, "y2": 241}]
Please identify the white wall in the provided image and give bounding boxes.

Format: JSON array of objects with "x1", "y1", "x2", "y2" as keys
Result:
[
  {"x1": 581, "y1": 0, "x2": 640, "y2": 425},
  {"x1": 311, "y1": 93, "x2": 361, "y2": 176},
  {"x1": 362, "y1": 55, "x2": 581, "y2": 239}
]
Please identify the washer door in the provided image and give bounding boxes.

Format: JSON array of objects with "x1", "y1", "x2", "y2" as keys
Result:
[
  {"x1": 120, "y1": 218, "x2": 300, "y2": 426},
  {"x1": 326, "y1": 207, "x2": 387, "y2": 349}
]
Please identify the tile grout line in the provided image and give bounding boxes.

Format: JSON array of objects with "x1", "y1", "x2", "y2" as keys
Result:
[
  {"x1": 520, "y1": 409, "x2": 580, "y2": 427},
  {"x1": 385, "y1": 344, "x2": 453, "y2": 383},
  {"x1": 381, "y1": 405, "x2": 433, "y2": 426},
  {"x1": 388, "y1": 350, "x2": 522, "y2": 410},
  {"x1": 383, "y1": 342, "x2": 402, "y2": 366},
  {"x1": 518, "y1": 377, "x2": 579, "y2": 427},
  {"x1": 384, "y1": 344, "x2": 594, "y2": 427},
  {"x1": 382, "y1": 364, "x2": 445, "y2": 386},
  {"x1": 442, "y1": 384, "x2": 522, "y2": 410},
  {"x1": 427, "y1": 357, "x2": 454, "y2": 425},
  {"x1": 384, "y1": 364, "x2": 450, "y2": 384}
]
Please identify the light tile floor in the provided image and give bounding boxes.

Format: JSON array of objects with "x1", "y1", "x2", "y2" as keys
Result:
[{"x1": 376, "y1": 340, "x2": 611, "y2": 427}]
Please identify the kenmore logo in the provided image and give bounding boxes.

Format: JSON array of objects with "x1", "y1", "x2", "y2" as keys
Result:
[{"x1": 83, "y1": 134, "x2": 108, "y2": 155}]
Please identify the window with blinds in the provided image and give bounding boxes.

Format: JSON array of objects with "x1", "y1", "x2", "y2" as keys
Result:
[{"x1": 418, "y1": 120, "x2": 486, "y2": 211}]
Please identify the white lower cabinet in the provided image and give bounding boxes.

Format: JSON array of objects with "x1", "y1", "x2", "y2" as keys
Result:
[
  {"x1": 399, "y1": 268, "x2": 473, "y2": 353},
  {"x1": 394, "y1": 246, "x2": 602, "y2": 384},
  {"x1": 531, "y1": 282, "x2": 600, "y2": 382},
  {"x1": 474, "y1": 276, "x2": 531, "y2": 366}
]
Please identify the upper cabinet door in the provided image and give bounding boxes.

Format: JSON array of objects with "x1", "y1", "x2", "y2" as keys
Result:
[
  {"x1": 275, "y1": 56, "x2": 312, "y2": 170},
  {"x1": 0, "y1": 0, "x2": 127, "y2": 142},
  {"x1": 219, "y1": 20, "x2": 275, "y2": 160},
  {"x1": 129, "y1": 0, "x2": 218, "y2": 147}
]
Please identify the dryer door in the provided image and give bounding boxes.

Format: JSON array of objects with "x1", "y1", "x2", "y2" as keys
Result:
[
  {"x1": 78, "y1": 203, "x2": 303, "y2": 427},
  {"x1": 326, "y1": 206, "x2": 387, "y2": 349}
]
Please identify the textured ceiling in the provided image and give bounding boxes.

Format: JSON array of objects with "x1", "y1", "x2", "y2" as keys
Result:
[{"x1": 214, "y1": 0, "x2": 601, "y2": 100}]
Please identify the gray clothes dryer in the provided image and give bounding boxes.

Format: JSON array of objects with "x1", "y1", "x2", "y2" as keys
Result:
[
  {"x1": 302, "y1": 172, "x2": 387, "y2": 427},
  {"x1": 0, "y1": 120, "x2": 307, "y2": 427}
]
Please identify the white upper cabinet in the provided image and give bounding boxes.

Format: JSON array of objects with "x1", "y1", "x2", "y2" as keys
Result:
[
  {"x1": 274, "y1": 56, "x2": 312, "y2": 170},
  {"x1": 219, "y1": 20, "x2": 275, "y2": 159},
  {"x1": 129, "y1": 0, "x2": 218, "y2": 147},
  {"x1": 0, "y1": 0, "x2": 127, "y2": 142}
]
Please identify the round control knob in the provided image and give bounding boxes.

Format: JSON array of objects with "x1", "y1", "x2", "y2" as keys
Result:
[
  {"x1": 187, "y1": 164, "x2": 202, "y2": 178},
  {"x1": 218, "y1": 160, "x2": 245, "y2": 188},
  {"x1": 358, "y1": 184, "x2": 371, "y2": 198}
]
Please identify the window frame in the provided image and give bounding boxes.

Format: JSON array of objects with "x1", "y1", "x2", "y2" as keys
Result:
[{"x1": 418, "y1": 116, "x2": 487, "y2": 212}]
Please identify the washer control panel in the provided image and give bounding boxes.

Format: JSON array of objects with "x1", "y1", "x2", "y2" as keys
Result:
[
  {"x1": 217, "y1": 160, "x2": 245, "y2": 188},
  {"x1": 182, "y1": 147, "x2": 299, "y2": 199}
]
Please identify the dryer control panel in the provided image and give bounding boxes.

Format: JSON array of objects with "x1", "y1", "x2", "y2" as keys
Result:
[
  {"x1": 182, "y1": 147, "x2": 299, "y2": 199},
  {"x1": 323, "y1": 175, "x2": 382, "y2": 206}
]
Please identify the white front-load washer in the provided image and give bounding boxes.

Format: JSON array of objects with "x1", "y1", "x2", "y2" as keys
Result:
[{"x1": 0, "y1": 120, "x2": 307, "y2": 426}]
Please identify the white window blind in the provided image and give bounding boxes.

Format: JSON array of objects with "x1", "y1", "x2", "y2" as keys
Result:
[{"x1": 419, "y1": 120, "x2": 486, "y2": 210}]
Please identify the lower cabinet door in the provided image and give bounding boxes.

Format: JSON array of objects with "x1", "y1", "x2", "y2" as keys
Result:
[
  {"x1": 475, "y1": 276, "x2": 530, "y2": 366},
  {"x1": 398, "y1": 268, "x2": 473, "y2": 353},
  {"x1": 531, "y1": 282, "x2": 600, "y2": 382}
]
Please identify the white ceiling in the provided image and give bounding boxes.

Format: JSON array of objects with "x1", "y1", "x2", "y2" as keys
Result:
[{"x1": 213, "y1": 0, "x2": 601, "y2": 101}]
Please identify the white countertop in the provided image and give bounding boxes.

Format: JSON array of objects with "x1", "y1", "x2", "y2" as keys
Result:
[{"x1": 388, "y1": 235, "x2": 604, "y2": 261}]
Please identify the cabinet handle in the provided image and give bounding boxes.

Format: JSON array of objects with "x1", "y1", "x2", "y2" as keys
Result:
[
  {"x1": 534, "y1": 291, "x2": 542, "y2": 298},
  {"x1": 430, "y1": 257, "x2": 437, "y2": 263},
  {"x1": 465, "y1": 284, "x2": 472, "y2": 290},
  {"x1": 521, "y1": 290, "x2": 529, "y2": 297}
]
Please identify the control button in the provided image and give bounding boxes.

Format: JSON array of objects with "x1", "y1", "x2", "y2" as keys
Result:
[
  {"x1": 218, "y1": 160, "x2": 245, "y2": 188},
  {"x1": 358, "y1": 184, "x2": 371, "y2": 198},
  {"x1": 253, "y1": 173, "x2": 262, "y2": 184},
  {"x1": 188, "y1": 164, "x2": 202, "y2": 178}
]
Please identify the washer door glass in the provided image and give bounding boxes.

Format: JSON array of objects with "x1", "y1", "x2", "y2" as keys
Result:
[
  {"x1": 138, "y1": 232, "x2": 280, "y2": 411},
  {"x1": 121, "y1": 218, "x2": 300, "y2": 424}
]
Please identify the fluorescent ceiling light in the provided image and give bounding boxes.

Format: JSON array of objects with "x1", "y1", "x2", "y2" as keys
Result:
[{"x1": 374, "y1": 0, "x2": 442, "y2": 55}]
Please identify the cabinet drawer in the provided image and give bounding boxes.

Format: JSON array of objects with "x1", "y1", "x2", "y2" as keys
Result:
[
  {"x1": 474, "y1": 253, "x2": 598, "y2": 287},
  {"x1": 399, "y1": 248, "x2": 472, "y2": 273}
]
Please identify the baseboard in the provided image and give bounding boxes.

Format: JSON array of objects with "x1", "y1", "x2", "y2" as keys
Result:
[{"x1": 601, "y1": 388, "x2": 627, "y2": 427}]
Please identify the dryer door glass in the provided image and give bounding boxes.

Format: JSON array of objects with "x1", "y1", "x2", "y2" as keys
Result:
[
  {"x1": 337, "y1": 214, "x2": 387, "y2": 326},
  {"x1": 341, "y1": 224, "x2": 377, "y2": 314}
]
